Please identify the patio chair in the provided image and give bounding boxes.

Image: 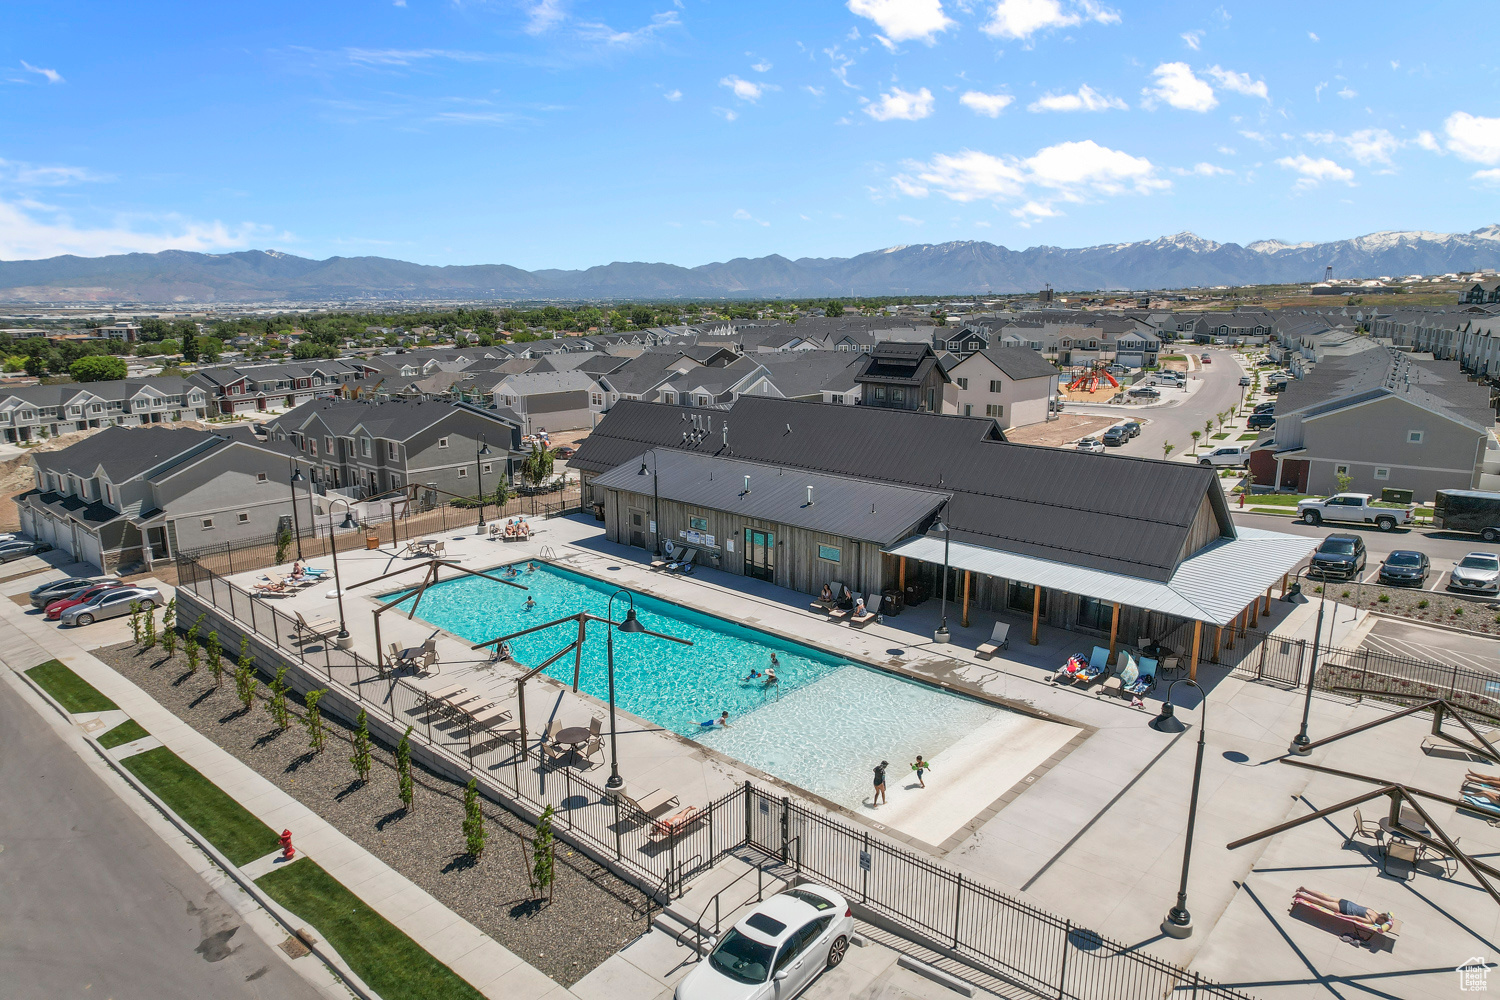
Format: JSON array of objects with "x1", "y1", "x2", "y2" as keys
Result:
[
  {"x1": 849, "y1": 595, "x2": 881, "y2": 628},
  {"x1": 1100, "y1": 655, "x2": 1150, "y2": 700},
  {"x1": 809, "y1": 581, "x2": 843, "y2": 613},
  {"x1": 624, "y1": 788, "x2": 680, "y2": 819},
  {"x1": 1346, "y1": 807, "x2": 1384, "y2": 847},
  {"x1": 666, "y1": 547, "x2": 698, "y2": 574},
  {"x1": 975, "y1": 622, "x2": 1011, "y2": 659},
  {"x1": 488, "y1": 522, "x2": 503, "y2": 540},
  {"x1": 828, "y1": 592, "x2": 862, "y2": 621},
  {"x1": 649, "y1": 804, "x2": 703, "y2": 841},
  {"x1": 416, "y1": 649, "x2": 439, "y2": 676},
  {"x1": 580, "y1": 736, "x2": 604, "y2": 763},
  {"x1": 432, "y1": 541, "x2": 447, "y2": 558},
  {"x1": 294, "y1": 611, "x2": 341, "y2": 643},
  {"x1": 386, "y1": 642, "x2": 405, "y2": 668},
  {"x1": 1070, "y1": 646, "x2": 1111, "y2": 687},
  {"x1": 541, "y1": 740, "x2": 572, "y2": 766},
  {"x1": 588, "y1": 717, "x2": 603, "y2": 738},
  {"x1": 544, "y1": 719, "x2": 562, "y2": 745}
]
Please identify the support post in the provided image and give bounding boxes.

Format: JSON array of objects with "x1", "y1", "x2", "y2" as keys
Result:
[
  {"x1": 899, "y1": 556, "x2": 906, "y2": 592},
  {"x1": 961, "y1": 571, "x2": 971, "y2": 629},
  {"x1": 1212, "y1": 626, "x2": 1222, "y2": 664},
  {"x1": 572, "y1": 617, "x2": 586, "y2": 692},
  {"x1": 1225, "y1": 611, "x2": 1237, "y2": 650},
  {"x1": 1248, "y1": 598, "x2": 1259, "y2": 629},
  {"x1": 1262, "y1": 585, "x2": 1272, "y2": 616},
  {"x1": 1280, "y1": 572, "x2": 1289, "y2": 598},
  {"x1": 1108, "y1": 602, "x2": 1121, "y2": 664},
  {"x1": 1031, "y1": 588, "x2": 1041, "y2": 646},
  {"x1": 1188, "y1": 620, "x2": 1203, "y2": 681}
]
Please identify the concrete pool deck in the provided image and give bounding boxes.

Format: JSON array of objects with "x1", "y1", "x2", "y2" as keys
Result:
[{"x1": 210, "y1": 513, "x2": 1500, "y2": 998}]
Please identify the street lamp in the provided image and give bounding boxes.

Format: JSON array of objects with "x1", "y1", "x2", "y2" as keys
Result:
[
  {"x1": 1151, "y1": 677, "x2": 1208, "y2": 938},
  {"x1": 474, "y1": 434, "x2": 491, "y2": 534},
  {"x1": 933, "y1": 502, "x2": 952, "y2": 645},
  {"x1": 288, "y1": 459, "x2": 305, "y2": 561},
  {"x1": 324, "y1": 497, "x2": 360, "y2": 647},
  {"x1": 1287, "y1": 563, "x2": 1333, "y2": 755},
  {"x1": 605, "y1": 588, "x2": 646, "y2": 796},
  {"x1": 637, "y1": 452, "x2": 661, "y2": 557}
]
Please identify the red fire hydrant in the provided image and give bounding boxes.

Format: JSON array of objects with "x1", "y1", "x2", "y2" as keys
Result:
[
  {"x1": 1239, "y1": 493, "x2": 1245, "y2": 508},
  {"x1": 279, "y1": 829, "x2": 296, "y2": 860}
]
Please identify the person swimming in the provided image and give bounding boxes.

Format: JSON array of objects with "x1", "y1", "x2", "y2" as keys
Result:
[
  {"x1": 527, "y1": 561, "x2": 538, "y2": 573},
  {"x1": 699, "y1": 711, "x2": 730, "y2": 728},
  {"x1": 743, "y1": 668, "x2": 761, "y2": 682},
  {"x1": 524, "y1": 596, "x2": 537, "y2": 610}
]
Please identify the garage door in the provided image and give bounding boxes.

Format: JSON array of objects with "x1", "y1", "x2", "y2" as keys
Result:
[
  {"x1": 77, "y1": 532, "x2": 103, "y2": 571},
  {"x1": 54, "y1": 520, "x2": 75, "y2": 559},
  {"x1": 38, "y1": 515, "x2": 57, "y2": 549}
]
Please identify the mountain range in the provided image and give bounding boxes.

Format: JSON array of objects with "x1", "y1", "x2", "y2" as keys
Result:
[{"x1": 2, "y1": 226, "x2": 1498, "y2": 304}]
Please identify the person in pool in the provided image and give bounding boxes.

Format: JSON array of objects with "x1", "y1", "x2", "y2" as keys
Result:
[
  {"x1": 527, "y1": 561, "x2": 538, "y2": 573},
  {"x1": 911, "y1": 755, "x2": 931, "y2": 788},
  {"x1": 524, "y1": 596, "x2": 537, "y2": 610},
  {"x1": 699, "y1": 711, "x2": 729, "y2": 728},
  {"x1": 873, "y1": 761, "x2": 888, "y2": 807},
  {"x1": 764, "y1": 667, "x2": 778, "y2": 687},
  {"x1": 743, "y1": 668, "x2": 761, "y2": 682},
  {"x1": 503, "y1": 565, "x2": 519, "y2": 579}
]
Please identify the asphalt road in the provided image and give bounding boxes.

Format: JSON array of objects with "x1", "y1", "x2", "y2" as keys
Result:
[
  {"x1": 1362, "y1": 616, "x2": 1500, "y2": 672},
  {"x1": 0, "y1": 678, "x2": 324, "y2": 1000}
]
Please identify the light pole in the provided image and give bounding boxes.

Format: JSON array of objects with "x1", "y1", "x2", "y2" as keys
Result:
[
  {"x1": 1287, "y1": 563, "x2": 1332, "y2": 754},
  {"x1": 474, "y1": 434, "x2": 491, "y2": 534},
  {"x1": 1151, "y1": 677, "x2": 1207, "y2": 938},
  {"x1": 605, "y1": 589, "x2": 647, "y2": 796},
  {"x1": 636, "y1": 452, "x2": 661, "y2": 557},
  {"x1": 933, "y1": 501, "x2": 952, "y2": 645},
  {"x1": 324, "y1": 497, "x2": 359, "y2": 647},
  {"x1": 288, "y1": 459, "x2": 305, "y2": 561}
]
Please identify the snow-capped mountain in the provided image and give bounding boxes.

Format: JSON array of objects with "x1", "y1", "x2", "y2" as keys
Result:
[{"x1": 2, "y1": 226, "x2": 1498, "y2": 303}]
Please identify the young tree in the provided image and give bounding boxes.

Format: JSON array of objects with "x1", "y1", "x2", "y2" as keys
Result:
[
  {"x1": 143, "y1": 602, "x2": 157, "y2": 649},
  {"x1": 521, "y1": 441, "x2": 554, "y2": 488},
  {"x1": 267, "y1": 665, "x2": 290, "y2": 730},
  {"x1": 129, "y1": 601, "x2": 143, "y2": 645},
  {"x1": 206, "y1": 630, "x2": 222, "y2": 687},
  {"x1": 161, "y1": 598, "x2": 177, "y2": 657},
  {"x1": 396, "y1": 725, "x2": 414, "y2": 812},
  {"x1": 350, "y1": 708, "x2": 373, "y2": 782},
  {"x1": 1336, "y1": 469, "x2": 1354, "y2": 494},
  {"x1": 185, "y1": 618, "x2": 201, "y2": 674},
  {"x1": 1204, "y1": 419, "x2": 1214, "y2": 438},
  {"x1": 1189, "y1": 430, "x2": 1202, "y2": 454},
  {"x1": 1163, "y1": 441, "x2": 1175, "y2": 460},
  {"x1": 462, "y1": 778, "x2": 487, "y2": 858},
  {"x1": 304, "y1": 688, "x2": 328, "y2": 752},
  {"x1": 275, "y1": 526, "x2": 293, "y2": 565},
  {"x1": 532, "y1": 804, "x2": 555, "y2": 898},
  {"x1": 234, "y1": 648, "x2": 257, "y2": 712}
]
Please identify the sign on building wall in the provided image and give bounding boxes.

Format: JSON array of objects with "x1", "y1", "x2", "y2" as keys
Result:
[{"x1": 680, "y1": 528, "x2": 717, "y2": 548}]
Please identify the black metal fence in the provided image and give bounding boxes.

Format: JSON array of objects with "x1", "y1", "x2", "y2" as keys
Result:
[{"x1": 174, "y1": 549, "x2": 1262, "y2": 1000}]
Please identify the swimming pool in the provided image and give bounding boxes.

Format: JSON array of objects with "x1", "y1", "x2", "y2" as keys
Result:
[{"x1": 390, "y1": 562, "x2": 1053, "y2": 813}]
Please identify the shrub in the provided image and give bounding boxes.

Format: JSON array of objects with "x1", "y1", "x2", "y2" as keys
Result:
[
  {"x1": 350, "y1": 708, "x2": 372, "y2": 782},
  {"x1": 275, "y1": 526, "x2": 293, "y2": 565},
  {"x1": 1455, "y1": 606, "x2": 1465, "y2": 616},
  {"x1": 129, "y1": 601, "x2": 143, "y2": 645},
  {"x1": 185, "y1": 620, "x2": 200, "y2": 674},
  {"x1": 161, "y1": 598, "x2": 177, "y2": 656},
  {"x1": 1378, "y1": 592, "x2": 1389, "y2": 603},
  {"x1": 304, "y1": 688, "x2": 328, "y2": 752},
  {"x1": 396, "y1": 725, "x2": 414, "y2": 812},
  {"x1": 1417, "y1": 598, "x2": 1429, "y2": 609},
  {"x1": 532, "y1": 805, "x2": 555, "y2": 897},
  {"x1": 143, "y1": 604, "x2": 157, "y2": 649},
  {"x1": 463, "y1": 778, "x2": 487, "y2": 858},
  {"x1": 1341, "y1": 590, "x2": 1351, "y2": 599},
  {"x1": 206, "y1": 631, "x2": 222, "y2": 686},
  {"x1": 267, "y1": 664, "x2": 290, "y2": 730},
  {"x1": 234, "y1": 653, "x2": 257, "y2": 712}
]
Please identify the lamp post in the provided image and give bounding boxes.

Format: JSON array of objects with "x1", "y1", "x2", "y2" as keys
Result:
[
  {"x1": 474, "y1": 434, "x2": 491, "y2": 534},
  {"x1": 288, "y1": 459, "x2": 305, "y2": 561},
  {"x1": 324, "y1": 497, "x2": 359, "y2": 647},
  {"x1": 933, "y1": 502, "x2": 951, "y2": 645},
  {"x1": 605, "y1": 589, "x2": 646, "y2": 796},
  {"x1": 636, "y1": 452, "x2": 661, "y2": 557},
  {"x1": 1287, "y1": 563, "x2": 1332, "y2": 755},
  {"x1": 1151, "y1": 677, "x2": 1208, "y2": 938}
]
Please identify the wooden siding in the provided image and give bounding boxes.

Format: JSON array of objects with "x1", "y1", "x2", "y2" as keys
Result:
[{"x1": 1177, "y1": 491, "x2": 1222, "y2": 565}]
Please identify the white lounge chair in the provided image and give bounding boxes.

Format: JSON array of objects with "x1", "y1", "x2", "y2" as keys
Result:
[
  {"x1": 667, "y1": 547, "x2": 698, "y2": 574},
  {"x1": 849, "y1": 595, "x2": 880, "y2": 628},
  {"x1": 828, "y1": 592, "x2": 862, "y2": 621},
  {"x1": 975, "y1": 622, "x2": 1011, "y2": 659},
  {"x1": 809, "y1": 581, "x2": 843, "y2": 613},
  {"x1": 625, "y1": 788, "x2": 680, "y2": 818},
  {"x1": 294, "y1": 611, "x2": 341, "y2": 642}
]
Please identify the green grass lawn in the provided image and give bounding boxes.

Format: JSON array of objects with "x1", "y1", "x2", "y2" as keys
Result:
[
  {"x1": 98, "y1": 718, "x2": 151, "y2": 749},
  {"x1": 121, "y1": 746, "x2": 280, "y2": 866},
  {"x1": 25, "y1": 659, "x2": 117, "y2": 713},
  {"x1": 1211, "y1": 432, "x2": 1229, "y2": 440},
  {"x1": 1237, "y1": 433, "x2": 1261, "y2": 441},
  {"x1": 258, "y1": 860, "x2": 485, "y2": 1000},
  {"x1": 1245, "y1": 493, "x2": 1313, "y2": 506}
]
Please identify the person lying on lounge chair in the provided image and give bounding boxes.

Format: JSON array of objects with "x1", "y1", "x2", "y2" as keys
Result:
[
  {"x1": 836, "y1": 586, "x2": 854, "y2": 610},
  {"x1": 1052, "y1": 654, "x2": 1088, "y2": 684},
  {"x1": 1293, "y1": 888, "x2": 1394, "y2": 932},
  {"x1": 819, "y1": 583, "x2": 834, "y2": 605},
  {"x1": 1467, "y1": 770, "x2": 1500, "y2": 788},
  {"x1": 290, "y1": 560, "x2": 307, "y2": 580},
  {"x1": 1467, "y1": 784, "x2": 1500, "y2": 806}
]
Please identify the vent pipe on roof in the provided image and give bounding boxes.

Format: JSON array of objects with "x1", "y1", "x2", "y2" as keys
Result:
[
  {"x1": 742, "y1": 475, "x2": 751, "y2": 495},
  {"x1": 806, "y1": 485, "x2": 814, "y2": 506}
]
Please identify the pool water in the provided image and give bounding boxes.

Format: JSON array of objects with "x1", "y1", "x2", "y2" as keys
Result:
[{"x1": 391, "y1": 562, "x2": 1016, "y2": 809}]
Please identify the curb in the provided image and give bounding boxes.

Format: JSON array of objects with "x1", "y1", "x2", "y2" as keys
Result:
[
  {"x1": 9, "y1": 665, "x2": 383, "y2": 1000},
  {"x1": 1367, "y1": 610, "x2": 1500, "y2": 643}
]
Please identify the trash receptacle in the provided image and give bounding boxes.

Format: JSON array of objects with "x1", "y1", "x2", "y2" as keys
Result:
[
  {"x1": 365, "y1": 535, "x2": 380, "y2": 550},
  {"x1": 1380, "y1": 488, "x2": 1414, "y2": 505},
  {"x1": 881, "y1": 589, "x2": 904, "y2": 616}
]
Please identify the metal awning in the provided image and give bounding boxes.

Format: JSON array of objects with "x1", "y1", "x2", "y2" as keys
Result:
[{"x1": 885, "y1": 526, "x2": 1315, "y2": 627}]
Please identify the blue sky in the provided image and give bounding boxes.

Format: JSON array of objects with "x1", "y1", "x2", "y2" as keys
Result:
[{"x1": 2, "y1": 1, "x2": 1497, "y2": 269}]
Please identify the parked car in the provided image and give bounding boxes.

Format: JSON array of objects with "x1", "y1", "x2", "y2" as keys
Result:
[
  {"x1": 1309, "y1": 534, "x2": 1367, "y2": 580},
  {"x1": 1239, "y1": 376, "x2": 1252, "y2": 386},
  {"x1": 30, "y1": 575, "x2": 120, "y2": 610},
  {"x1": 1156, "y1": 372, "x2": 1185, "y2": 386},
  {"x1": 553, "y1": 445, "x2": 577, "y2": 459},
  {"x1": 674, "y1": 887, "x2": 853, "y2": 1000},
  {"x1": 1296, "y1": 493, "x2": 1415, "y2": 531},
  {"x1": 1199, "y1": 445, "x2": 1249, "y2": 468},
  {"x1": 60, "y1": 585, "x2": 162, "y2": 627},
  {"x1": 1075, "y1": 437, "x2": 1106, "y2": 453},
  {"x1": 1433, "y1": 489, "x2": 1500, "y2": 542},
  {"x1": 1127, "y1": 385, "x2": 1161, "y2": 399},
  {"x1": 0, "y1": 539, "x2": 51, "y2": 563},
  {"x1": 46, "y1": 582, "x2": 127, "y2": 620},
  {"x1": 1264, "y1": 381, "x2": 1289, "y2": 394},
  {"x1": 1121, "y1": 421, "x2": 1142, "y2": 438},
  {"x1": 1102, "y1": 426, "x2": 1129, "y2": 446},
  {"x1": 1246, "y1": 412, "x2": 1276, "y2": 430},
  {"x1": 1106, "y1": 364, "x2": 1127, "y2": 376},
  {"x1": 1448, "y1": 552, "x2": 1500, "y2": 594},
  {"x1": 1257, "y1": 358, "x2": 1280, "y2": 367},
  {"x1": 1377, "y1": 550, "x2": 1430, "y2": 587},
  {"x1": 1200, "y1": 354, "x2": 1212, "y2": 363},
  {"x1": 1253, "y1": 401, "x2": 1276, "y2": 414}
]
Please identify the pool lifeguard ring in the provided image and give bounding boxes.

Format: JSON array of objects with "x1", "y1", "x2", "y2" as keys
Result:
[{"x1": 663, "y1": 539, "x2": 676, "y2": 558}]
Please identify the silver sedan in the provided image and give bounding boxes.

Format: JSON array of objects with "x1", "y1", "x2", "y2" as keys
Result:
[
  {"x1": 60, "y1": 585, "x2": 162, "y2": 626},
  {"x1": 1448, "y1": 552, "x2": 1500, "y2": 594}
]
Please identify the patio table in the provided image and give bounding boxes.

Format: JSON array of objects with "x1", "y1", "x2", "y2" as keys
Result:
[{"x1": 554, "y1": 726, "x2": 591, "y2": 747}]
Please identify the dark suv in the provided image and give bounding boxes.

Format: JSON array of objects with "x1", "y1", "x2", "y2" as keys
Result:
[
  {"x1": 1102, "y1": 426, "x2": 1129, "y2": 446},
  {"x1": 1310, "y1": 534, "x2": 1366, "y2": 580},
  {"x1": 1246, "y1": 412, "x2": 1275, "y2": 430}
]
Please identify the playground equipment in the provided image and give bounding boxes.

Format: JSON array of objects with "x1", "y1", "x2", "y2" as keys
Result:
[{"x1": 1066, "y1": 362, "x2": 1121, "y2": 394}]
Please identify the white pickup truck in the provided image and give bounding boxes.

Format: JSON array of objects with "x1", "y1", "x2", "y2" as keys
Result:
[
  {"x1": 1296, "y1": 492, "x2": 1416, "y2": 532},
  {"x1": 1198, "y1": 445, "x2": 1249, "y2": 468}
]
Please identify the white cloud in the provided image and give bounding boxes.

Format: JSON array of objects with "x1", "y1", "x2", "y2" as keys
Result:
[
  {"x1": 0, "y1": 199, "x2": 270, "y2": 259},
  {"x1": 1308, "y1": 31, "x2": 1319, "y2": 41},
  {"x1": 1171, "y1": 162, "x2": 1232, "y2": 176},
  {"x1": 1180, "y1": 30, "x2": 1201, "y2": 50},
  {"x1": 20, "y1": 60, "x2": 64, "y2": 84},
  {"x1": 1276, "y1": 154, "x2": 1354, "y2": 188},
  {"x1": 342, "y1": 48, "x2": 488, "y2": 66},
  {"x1": 713, "y1": 107, "x2": 738, "y2": 122},
  {"x1": 982, "y1": 0, "x2": 1119, "y2": 42},
  {"x1": 576, "y1": 11, "x2": 681, "y2": 48},
  {"x1": 0, "y1": 158, "x2": 106, "y2": 186},
  {"x1": 1305, "y1": 128, "x2": 1401, "y2": 166},
  {"x1": 1445, "y1": 111, "x2": 1500, "y2": 165},
  {"x1": 720, "y1": 75, "x2": 764, "y2": 102},
  {"x1": 1204, "y1": 65, "x2": 1268, "y2": 101},
  {"x1": 804, "y1": 85, "x2": 826, "y2": 97},
  {"x1": 847, "y1": 0, "x2": 955, "y2": 44},
  {"x1": 663, "y1": 89, "x2": 682, "y2": 101},
  {"x1": 897, "y1": 214, "x2": 925, "y2": 225},
  {"x1": 1143, "y1": 62, "x2": 1216, "y2": 112},
  {"x1": 959, "y1": 90, "x2": 1014, "y2": 117},
  {"x1": 1337, "y1": 86, "x2": 1357, "y2": 99},
  {"x1": 732, "y1": 208, "x2": 770, "y2": 226},
  {"x1": 1474, "y1": 168, "x2": 1500, "y2": 184},
  {"x1": 892, "y1": 139, "x2": 1167, "y2": 223},
  {"x1": 864, "y1": 85, "x2": 935, "y2": 121},
  {"x1": 1414, "y1": 130, "x2": 1439, "y2": 152},
  {"x1": 751, "y1": 59, "x2": 773, "y2": 72},
  {"x1": 825, "y1": 46, "x2": 858, "y2": 89},
  {"x1": 524, "y1": 0, "x2": 567, "y2": 35},
  {"x1": 1028, "y1": 83, "x2": 1126, "y2": 112}
]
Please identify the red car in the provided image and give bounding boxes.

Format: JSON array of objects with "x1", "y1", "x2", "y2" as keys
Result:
[
  {"x1": 46, "y1": 582, "x2": 125, "y2": 620},
  {"x1": 553, "y1": 445, "x2": 577, "y2": 459}
]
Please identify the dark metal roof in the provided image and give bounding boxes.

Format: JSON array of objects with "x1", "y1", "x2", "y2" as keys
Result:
[
  {"x1": 18, "y1": 489, "x2": 124, "y2": 528},
  {"x1": 31, "y1": 425, "x2": 223, "y2": 482},
  {"x1": 594, "y1": 450, "x2": 948, "y2": 545},
  {"x1": 573, "y1": 396, "x2": 1229, "y2": 582},
  {"x1": 972, "y1": 347, "x2": 1060, "y2": 381}
]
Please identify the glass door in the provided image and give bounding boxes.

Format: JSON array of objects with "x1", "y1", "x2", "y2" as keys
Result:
[{"x1": 744, "y1": 528, "x2": 775, "y2": 581}]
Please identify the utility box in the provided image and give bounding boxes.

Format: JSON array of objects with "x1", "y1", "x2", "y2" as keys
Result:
[{"x1": 1380, "y1": 488, "x2": 1414, "y2": 505}]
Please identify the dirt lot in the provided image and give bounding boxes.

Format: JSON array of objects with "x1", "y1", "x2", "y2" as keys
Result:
[{"x1": 1004, "y1": 413, "x2": 1117, "y2": 447}]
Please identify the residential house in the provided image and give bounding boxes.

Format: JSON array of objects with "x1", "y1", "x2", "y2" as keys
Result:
[
  {"x1": 0, "y1": 377, "x2": 210, "y2": 443},
  {"x1": 190, "y1": 360, "x2": 366, "y2": 415},
  {"x1": 487, "y1": 370, "x2": 607, "y2": 434},
  {"x1": 946, "y1": 347, "x2": 1060, "y2": 428},
  {"x1": 855, "y1": 342, "x2": 955, "y2": 413},
  {"x1": 1462, "y1": 280, "x2": 1500, "y2": 305}
]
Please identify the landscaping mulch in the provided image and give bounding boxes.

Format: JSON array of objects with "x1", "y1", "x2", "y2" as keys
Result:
[
  {"x1": 94, "y1": 640, "x2": 650, "y2": 987},
  {"x1": 1308, "y1": 580, "x2": 1500, "y2": 636}
]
